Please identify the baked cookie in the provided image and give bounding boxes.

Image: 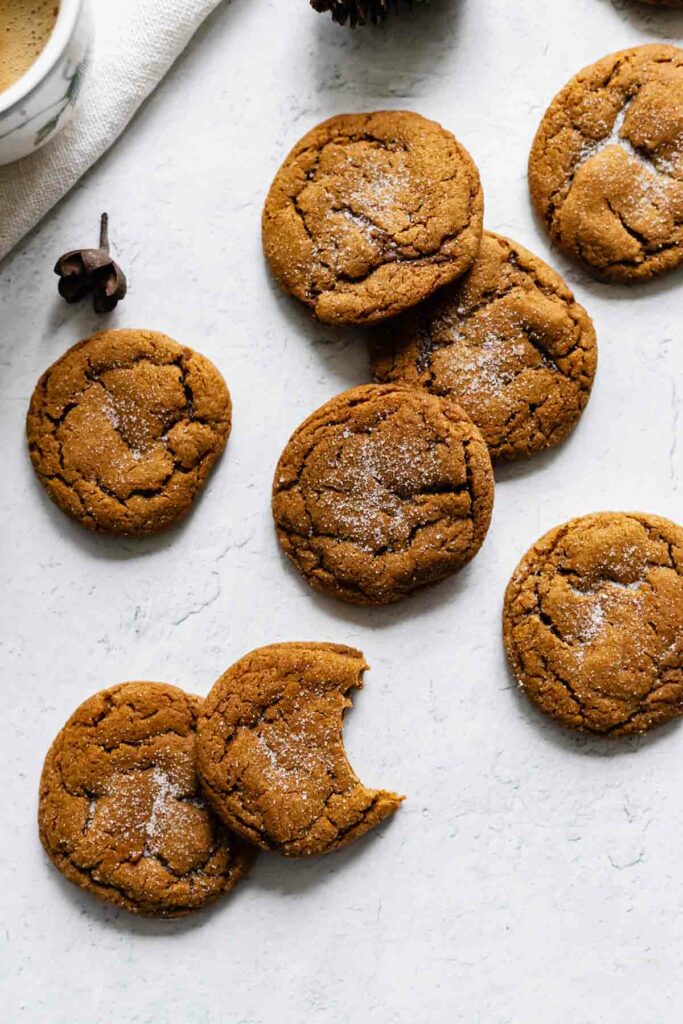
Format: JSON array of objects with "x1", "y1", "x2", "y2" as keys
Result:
[
  {"x1": 263, "y1": 111, "x2": 484, "y2": 324},
  {"x1": 196, "y1": 642, "x2": 403, "y2": 856},
  {"x1": 371, "y1": 232, "x2": 597, "y2": 460},
  {"x1": 27, "y1": 329, "x2": 231, "y2": 535},
  {"x1": 503, "y1": 512, "x2": 683, "y2": 736},
  {"x1": 272, "y1": 383, "x2": 494, "y2": 605},
  {"x1": 39, "y1": 682, "x2": 256, "y2": 917},
  {"x1": 529, "y1": 45, "x2": 683, "y2": 282}
]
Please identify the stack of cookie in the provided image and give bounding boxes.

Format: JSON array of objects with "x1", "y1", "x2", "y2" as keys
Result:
[
  {"x1": 262, "y1": 109, "x2": 599, "y2": 605},
  {"x1": 39, "y1": 643, "x2": 401, "y2": 917}
]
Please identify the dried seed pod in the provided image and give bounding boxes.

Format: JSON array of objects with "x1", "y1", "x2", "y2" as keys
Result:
[
  {"x1": 54, "y1": 213, "x2": 127, "y2": 313},
  {"x1": 311, "y1": 0, "x2": 421, "y2": 27}
]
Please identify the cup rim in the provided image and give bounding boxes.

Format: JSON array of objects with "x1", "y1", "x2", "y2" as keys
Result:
[{"x1": 0, "y1": 0, "x2": 83, "y2": 117}]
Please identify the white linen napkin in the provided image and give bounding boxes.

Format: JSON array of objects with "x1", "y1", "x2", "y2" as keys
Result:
[{"x1": 0, "y1": 0, "x2": 225, "y2": 263}]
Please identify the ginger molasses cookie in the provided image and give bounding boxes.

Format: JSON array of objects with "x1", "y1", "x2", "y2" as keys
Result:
[
  {"x1": 39, "y1": 682, "x2": 256, "y2": 917},
  {"x1": 27, "y1": 329, "x2": 232, "y2": 535},
  {"x1": 272, "y1": 383, "x2": 494, "y2": 605},
  {"x1": 196, "y1": 642, "x2": 403, "y2": 857},
  {"x1": 263, "y1": 111, "x2": 484, "y2": 324},
  {"x1": 503, "y1": 512, "x2": 683, "y2": 737},
  {"x1": 371, "y1": 232, "x2": 597, "y2": 460},
  {"x1": 529, "y1": 45, "x2": 683, "y2": 282}
]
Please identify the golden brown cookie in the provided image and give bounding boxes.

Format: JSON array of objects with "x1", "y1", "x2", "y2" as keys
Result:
[
  {"x1": 263, "y1": 111, "x2": 484, "y2": 324},
  {"x1": 39, "y1": 682, "x2": 256, "y2": 917},
  {"x1": 503, "y1": 512, "x2": 683, "y2": 737},
  {"x1": 529, "y1": 45, "x2": 683, "y2": 282},
  {"x1": 27, "y1": 329, "x2": 232, "y2": 535},
  {"x1": 272, "y1": 383, "x2": 494, "y2": 605},
  {"x1": 371, "y1": 231, "x2": 598, "y2": 460},
  {"x1": 196, "y1": 642, "x2": 403, "y2": 857}
]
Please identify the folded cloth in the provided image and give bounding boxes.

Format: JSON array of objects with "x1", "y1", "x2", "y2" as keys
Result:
[{"x1": 0, "y1": 0, "x2": 224, "y2": 263}]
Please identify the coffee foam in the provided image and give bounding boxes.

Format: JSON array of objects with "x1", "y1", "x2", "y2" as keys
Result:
[{"x1": 0, "y1": 1, "x2": 60, "y2": 95}]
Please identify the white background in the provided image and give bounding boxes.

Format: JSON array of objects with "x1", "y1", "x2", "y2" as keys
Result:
[{"x1": 1, "y1": 1, "x2": 682, "y2": 1021}]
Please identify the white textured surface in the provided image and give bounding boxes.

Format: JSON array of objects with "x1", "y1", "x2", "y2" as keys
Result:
[{"x1": 1, "y1": 1, "x2": 682, "y2": 1022}]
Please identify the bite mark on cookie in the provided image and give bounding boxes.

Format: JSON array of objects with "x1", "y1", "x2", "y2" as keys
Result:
[{"x1": 196, "y1": 643, "x2": 403, "y2": 857}]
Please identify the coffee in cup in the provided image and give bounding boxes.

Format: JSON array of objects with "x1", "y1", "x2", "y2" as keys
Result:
[{"x1": 0, "y1": 1, "x2": 60, "y2": 94}]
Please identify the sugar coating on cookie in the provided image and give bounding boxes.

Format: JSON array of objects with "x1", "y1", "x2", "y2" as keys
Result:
[
  {"x1": 272, "y1": 383, "x2": 494, "y2": 605},
  {"x1": 39, "y1": 682, "x2": 256, "y2": 917},
  {"x1": 503, "y1": 512, "x2": 683, "y2": 736},
  {"x1": 372, "y1": 232, "x2": 597, "y2": 460},
  {"x1": 27, "y1": 329, "x2": 232, "y2": 535},
  {"x1": 263, "y1": 110, "x2": 484, "y2": 324},
  {"x1": 529, "y1": 45, "x2": 683, "y2": 281},
  {"x1": 196, "y1": 642, "x2": 403, "y2": 857}
]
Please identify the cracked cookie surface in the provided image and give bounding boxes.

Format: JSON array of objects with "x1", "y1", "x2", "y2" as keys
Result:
[
  {"x1": 529, "y1": 45, "x2": 683, "y2": 281},
  {"x1": 503, "y1": 512, "x2": 683, "y2": 736},
  {"x1": 196, "y1": 642, "x2": 403, "y2": 857},
  {"x1": 27, "y1": 329, "x2": 232, "y2": 535},
  {"x1": 39, "y1": 682, "x2": 256, "y2": 917},
  {"x1": 262, "y1": 110, "x2": 484, "y2": 324},
  {"x1": 371, "y1": 231, "x2": 597, "y2": 460},
  {"x1": 272, "y1": 383, "x2": 494, "y2": 605}
]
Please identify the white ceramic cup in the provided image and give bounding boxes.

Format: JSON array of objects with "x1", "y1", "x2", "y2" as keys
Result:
[{"x1": 0, "y1": 0, "x2": 93, "y2": 167}]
